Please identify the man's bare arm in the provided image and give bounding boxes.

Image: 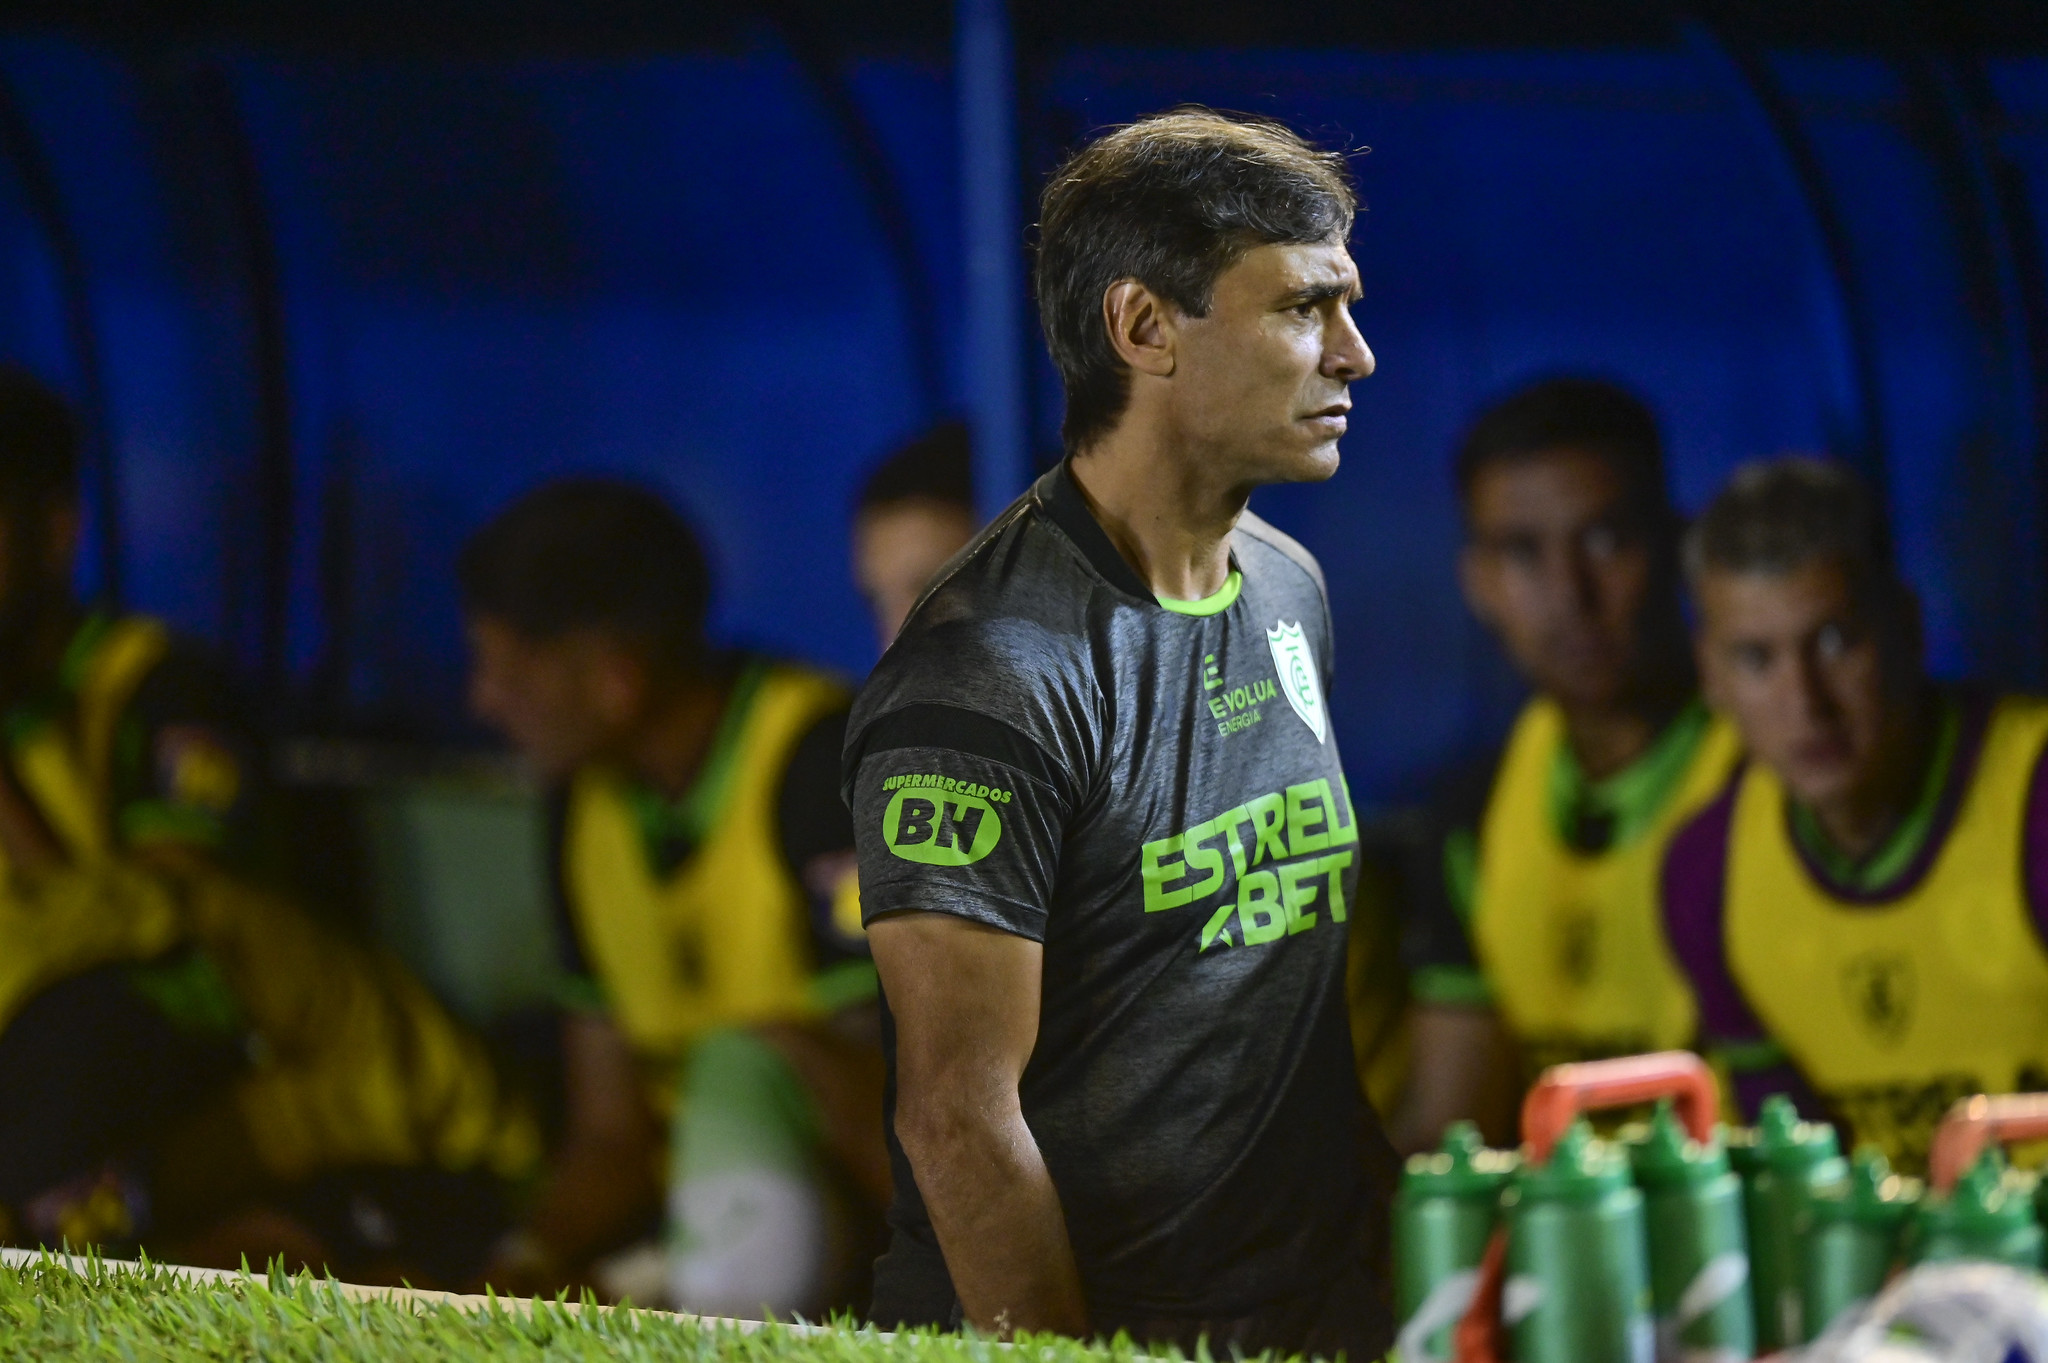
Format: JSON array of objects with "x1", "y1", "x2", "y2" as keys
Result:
[
  {"x1": 1390, "y1": 1002, "x2": 1520, "y2": 1154},
  {"x1": 488, "y1": 1011, "x2": 661, "y2": 1290},
  {"x1": 870, "y1": 912, "x2": 1088, "y2": 1338}
]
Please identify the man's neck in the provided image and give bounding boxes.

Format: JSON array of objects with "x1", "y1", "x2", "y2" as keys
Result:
[
  {"x1": 1805, "y1": 689, "x2": 1938, "y2": 863},
  {"x1": 1066, "y1": 431, "x2": 1247, "y2": 602},
  {"x1": 621, "y1": 664, "x2": 733, "y2": 801}
]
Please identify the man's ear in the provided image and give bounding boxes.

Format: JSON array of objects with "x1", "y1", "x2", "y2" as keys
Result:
[
  {"x1": 1884, "y1": 581, "x2": 1926, "y2": 701},
  {"x1": 1102, "y1": 279, "x2": 1177, "y2": 379},
  {"x1": 587, "y1": 643, "x2": 649, "y2": 728}
]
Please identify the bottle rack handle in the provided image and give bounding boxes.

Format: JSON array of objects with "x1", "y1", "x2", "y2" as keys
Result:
[
  {"x1": 1453, "y1": 1050, "x2": 1721, "y2": 1363},
  {"x1": 1928, "y1": 1093, "x2": 2048, "y2": 1193},
  {"x1": 1519, "y1": 1050, "x2": 1719, "y2": 1166}
]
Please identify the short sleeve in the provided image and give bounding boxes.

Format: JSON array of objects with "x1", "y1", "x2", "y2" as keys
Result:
[{"x1": 847, "y1": 704, "x2": 1073, "y2": 942}]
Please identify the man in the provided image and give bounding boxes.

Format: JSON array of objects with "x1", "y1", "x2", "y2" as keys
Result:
[
  {"x1": 844, "y1": 110, "x2": 1391, "y2": 1355},
  {"x1": 1398, "y1": 379, "x2": 1740, "y2": 1150},
  {"x1": 0, "y1": 369, "x2": 534, "y2": 1283},
  {"x1": 461, "y1": 479, "x2": 884, "y2": 1315},
  {"x1": 853, "y1": 422, "x2": 978, "y2": 650},
  {"x1": 1664, "y1": 457, "x2": 2048, "y2": 1173}
]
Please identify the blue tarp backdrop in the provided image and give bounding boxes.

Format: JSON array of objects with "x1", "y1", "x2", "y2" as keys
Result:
[{"x1": 0, "y1": 24, "x2": 2044, "y2": 801}]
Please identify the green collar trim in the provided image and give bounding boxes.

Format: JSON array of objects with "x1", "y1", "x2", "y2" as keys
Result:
[
  {"x1": 1548, "y1": 699, "x2": 1713, "y2": 853},
  {"x1": 1158, "y1": 569, "x2": 1242, "y2": 617},
  {"x1": 624, "y1": 660, "x2": 771, "y2": 864},
  {"x1": 1789, "y1": 695, "x2": 1958, "y2": 893}
]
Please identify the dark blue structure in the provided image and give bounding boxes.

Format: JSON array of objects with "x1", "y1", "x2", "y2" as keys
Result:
[{"x1": 1, "y1": 5, "x2": 2045, "y2": 803}]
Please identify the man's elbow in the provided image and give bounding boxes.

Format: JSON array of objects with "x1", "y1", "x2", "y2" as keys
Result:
[{"x1": 894, "y1": 1084, "x2": 1012, "y2": 1172}]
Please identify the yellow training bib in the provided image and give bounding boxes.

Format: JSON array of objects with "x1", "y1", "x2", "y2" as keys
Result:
[
  {"x1": 1726, "y1": 696, "x2": 2048, "y2": 1172},
  {"x1": 1474, "y1": 698, "x2": 1740, "y2": 1069},
  {"x1": 564, "y1": 664, "x2": 849, "y2": 1101},
  {"x1": 4, "y1": 615, "x2": 170, "y2": 868}
]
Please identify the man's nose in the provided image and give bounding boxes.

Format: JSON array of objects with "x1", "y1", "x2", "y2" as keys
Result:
[
  {"x1": 1324, "y1": 311, "x2": 1373, "y2": 382},
  {"x1": 1792, "y1": 654, "x2": 1838, "y2": 722},
  {"x1": 1560, "y1": 546, "x2": 1603, "y2": 615}
]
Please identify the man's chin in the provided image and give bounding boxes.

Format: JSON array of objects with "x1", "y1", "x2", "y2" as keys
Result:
[
  {"x1": 1266, "y1": 440, "x2": 1342, "y2": 485},
  {"x1": 1779, "y1": 765, "x2": 1860, "y2": 813}
]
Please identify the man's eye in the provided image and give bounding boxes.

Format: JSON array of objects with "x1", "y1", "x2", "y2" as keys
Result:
[
  {"x1": 1490, "y1": 532, "x2": 1540, "y2": 564},
  {"x1": 1815, "y1": 622, "x2": 1852, "y2": 658},
  {"x1": 1582, "y1": 525, "x2": 1620, "y2": 558},
  {"x1": 1732, "y1": 643, "x2": 1772, "y2": 673}
]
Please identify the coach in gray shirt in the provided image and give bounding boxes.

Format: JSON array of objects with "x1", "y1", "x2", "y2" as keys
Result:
[{"x1": 844, "y1": 108, "x2": 1392, "y2": 1357}]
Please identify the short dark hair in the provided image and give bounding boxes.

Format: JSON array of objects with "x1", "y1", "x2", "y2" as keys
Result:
[
  {"x1": 857, "y1": 420, "x2": 974, "y2": 516},
  {"x1": 0, "y1": 368, "x2": 79, "y2": 514},
  {"x1": 1455, "y1": 377, "x2": 1670, "y2": 525},
  {"x1": 1035, "y1": 108, "x2": 1357, "y2": 453},
  {"x1": 1685, "y1": 456, "x2": 1897, "y2": 600},
  {"x1": 458, "y1": 478, "x2": 711, "y2": 666}
]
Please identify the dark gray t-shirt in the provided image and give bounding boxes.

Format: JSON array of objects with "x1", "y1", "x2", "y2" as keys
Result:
[{"x1": 845, "y1": 463, "x2": 1387, "y2": 1330}]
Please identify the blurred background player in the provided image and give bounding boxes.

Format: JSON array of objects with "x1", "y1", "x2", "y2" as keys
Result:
[
  {"x1": 1665, "y1": 457, "x2": 2048, "y2": 1173},
  {"x1": 0, "y1": 369, "x2": 536, "y2": 1283},
  {"x1": 462, "y1": 479, "x2": 884, "y2": 1315},
  {"x1": 853, "y1": 422, "x2": 979, "y2": 651},
  {"x1": 1397, "y1": 377, "x2": 1739, "y2": 1150}
]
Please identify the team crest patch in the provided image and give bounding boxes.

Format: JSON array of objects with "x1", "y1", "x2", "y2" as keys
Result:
[
  {"x1": 1842, "y1": 951, "x2": 1916, "y2": 1049},
  {"x1": 1266, "y1": 620, "x2": 1327, "y2": 744}
]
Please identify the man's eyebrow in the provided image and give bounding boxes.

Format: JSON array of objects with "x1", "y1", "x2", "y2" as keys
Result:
[{"x1": 1278, "y1": 279, "x2": 1362, "y2": 306}]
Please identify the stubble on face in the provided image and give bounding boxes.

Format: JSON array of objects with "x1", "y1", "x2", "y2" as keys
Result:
[
  {"x1": 1166, "y1": 239, "x2": 1372, "y2": 491},
  {"x1": 1461, "y1": 451, "x2": 1662, "y2": 713},
  {"x1": 1695, "y1": 559, "x2": 1900, "y2": 813},
  {"x1": 466, "y1": 618, "x2": 625, "y2": 782}
]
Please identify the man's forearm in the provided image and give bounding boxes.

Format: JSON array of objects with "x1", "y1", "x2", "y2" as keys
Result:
[
  {"x1": 905, "y1": 1108, "x2": 1088, "y2": 1338},
  {"x1": 522, "y1": 1134, "x2": 662, "y2": 1272}
]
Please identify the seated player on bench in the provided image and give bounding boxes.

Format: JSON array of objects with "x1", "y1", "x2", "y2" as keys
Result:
[
  {"x1": 1398, "y1": 378, "x2": 1740, "y2": 1150},
  {"x1": 0, "y1": 369, "x2": 537, "y2": 1283},
  {"x1": 462, "y1": 479, "x2": 884, "y2": 1316},
  {"x1": 1664, "y1": 456, "x2": 2048, "y2": 1173}
]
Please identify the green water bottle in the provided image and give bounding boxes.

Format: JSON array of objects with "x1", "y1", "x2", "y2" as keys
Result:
[
  {"x1": 1742, "y1": 1095, "x2": 1848, "y2": 1350},
  {"x1": 1393, "y1": 1121, "x2": 1516, "y2": 1363},
  {"x1": 1908, "y1": 1147, "x2": 2045, "y2": 1268},
  {"x1": 1503, "y1": 1119, "x2": 1653, "y2": 1363},
  {"x1": 1626, "y1": 1100, "x2": 1753, "y2": 1363},
  {"x1": 1799, "y1": 1147, "x2": 1919, "y2": 1339}
]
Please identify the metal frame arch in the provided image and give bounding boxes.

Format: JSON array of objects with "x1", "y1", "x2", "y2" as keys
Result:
[
  {"x1": 1680, "y1": 12, "x2": 1892, "y2": 507},
  {"x1": 761, "y1": 1, "x2": 950, "y2": 422}
]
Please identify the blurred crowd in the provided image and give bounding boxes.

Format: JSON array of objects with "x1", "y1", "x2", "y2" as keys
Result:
[{"x1": 0, "y1": 363, "x2": 2037, "y2": 1319}]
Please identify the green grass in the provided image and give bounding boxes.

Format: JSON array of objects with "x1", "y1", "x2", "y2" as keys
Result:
[{"x1": 0, "y1": 1252, "x2": 1172, "y2": 1363}]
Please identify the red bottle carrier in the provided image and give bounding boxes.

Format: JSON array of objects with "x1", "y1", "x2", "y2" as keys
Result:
[{"x1": 1451, "y1": 1051, "x2": 1719, "y2": 1363}]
